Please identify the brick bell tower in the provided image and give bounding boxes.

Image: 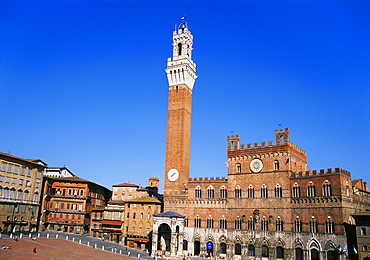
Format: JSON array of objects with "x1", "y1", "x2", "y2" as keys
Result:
[{"x1": 164, "y1": 20, "x2": 197, "y2": 199}]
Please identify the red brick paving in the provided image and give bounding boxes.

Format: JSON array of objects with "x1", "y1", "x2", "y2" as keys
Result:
[{"x1": 0, "y1": 238, "x2": 134, "y2": 259}]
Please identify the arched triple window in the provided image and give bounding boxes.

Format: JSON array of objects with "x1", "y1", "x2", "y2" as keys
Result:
[
  {"x1": 248, "y1": 185, "x2": 254, "y2": 198},
  {"x1": 248, "y1": 216, "x2": 255, "y2": 230},
  {"x1": 261, "y1": 184, "x2": 268, "y2": 198},
  {"x1": 195, "y1": 215, "x2": 201, "y2": 228},
  {"x1": 323, "y1": 180, "x2": 332, "y2": 196},
  {"x1": 326, "y1": 216, "x2": 334, "y2": 233},
  {"x1": 235, "y1": 216, "x2": 241, "y2": 230},
  {"x1": 276, "y1": 216, "x2": 284, "y2": 231},
  {"x1": 220, "y1": 216, "x2": 227, "y2": 229},
  {"x1": 310, "y1": 216, "x2": 318, "y2": 233},
  {"x1": 261, "y1": 216, "x2": 268, "y2": 231},
  {"x1": 275, "y1": 184, "x2": 282, "y2": 198},
  {"x1": 308, "y1": 182, "x2": 316, "y2": 197},
  {"x1": 294, "y1": 216, "x2": 302, "y2": 232},
  {"x1": 195, "y1": 186, "x2": 202, "y2": 198},
  {"x1": 207, "y1": 215, "x2": 214, "y2": 228},
  {"x1": 207, "y1": 186, "x2": 215, "y2": 199},
  {"x1": 293, "y1": 183, "x2": 300, "y2": 197},
  {"x1": 235, "y1": 185, "x2": 242, "y2": 198},
  {"x1": 220, "y1": 186, "x2": 227, "y2": 199}
]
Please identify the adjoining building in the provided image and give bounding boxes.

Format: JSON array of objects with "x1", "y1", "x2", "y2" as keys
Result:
[
  {"x1": 41, "y1": 173, "x2": 111, "y2": 234},
  {"x1": 90, "y1": 177, "x2": 162, "y2": 250},
  {"x1": 152, "y1": 21, "x2": 370, "y2": 260},
  {"x1": 0, "y1": 152, "x2": 46, "y2": 233}
]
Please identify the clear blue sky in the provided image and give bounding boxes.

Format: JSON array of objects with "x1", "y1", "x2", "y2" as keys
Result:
[{"x1": 1, "y1": 0, "x2": 369, "y2": 191}]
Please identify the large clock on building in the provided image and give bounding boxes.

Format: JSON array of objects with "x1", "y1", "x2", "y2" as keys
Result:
[
  {"x1": 167, "y1": 168, "x2": 179, "y2": 182},
  {"x1": 250, "y1": 158, "x2": 263, "y2": 173}
]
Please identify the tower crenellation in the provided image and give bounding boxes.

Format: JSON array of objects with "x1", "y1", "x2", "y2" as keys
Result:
[{"x1": 227, "y1": 128, "x2": 308, "y2": 174}]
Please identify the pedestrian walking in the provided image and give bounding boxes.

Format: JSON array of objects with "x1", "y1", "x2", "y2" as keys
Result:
[{"x1": 33, "y1": 247, "x2": 37, "y2": 253}]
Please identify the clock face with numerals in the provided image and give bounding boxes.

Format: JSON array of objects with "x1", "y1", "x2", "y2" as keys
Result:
[
  {"x1": 167, "y1": 168, "x2": 179, "y2": 182},
  {"x1": 250, "y1": 158, "x2": 263, "y2": 173}
]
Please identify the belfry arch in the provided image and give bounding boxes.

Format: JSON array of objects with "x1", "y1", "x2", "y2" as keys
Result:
[{"x1": 152, "y1": 211, "x2": 185, "y2": 257}]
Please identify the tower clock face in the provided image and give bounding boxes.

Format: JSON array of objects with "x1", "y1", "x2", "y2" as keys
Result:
[
  {"x1": 167, "y1": 168, "x2": 179, "y2": 182},
  {"x1": 250, "y1": 158, "x2": 263, "y2": 173}
]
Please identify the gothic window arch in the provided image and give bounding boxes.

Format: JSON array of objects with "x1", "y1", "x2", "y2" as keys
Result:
[
  {"x1": 276, "y1": 216, "x2": 284, "y2": 231},
  {"x1": 310, "y1": 216, "x2": 318, "y2": 233},
  {"x1": 235, "y1": 243, "x2": 242, "y2": 256},
  {"x1": 235, "y1": 216, "x2": 241, "y2": 230},
  {"x1": 276, "y1": 246, "x2": 284, "y2": 259},
  {"x1": 308, "y1": 182, "x2": 316, "y2": 197},
  {"x1": 235, "y1": 185, "x2": 242, "y2": 198},
  {"x1": 261, "y1": 184, "x2": 268, "y2": 198},
  {"x1": 248, "y1": 185, "x2": 254, "y2": 198},
  {"x1": 262, "y1": 245, "x2": 269, "y2": 257},
  {"x1": 323, "y1": 180, "x2": 332, "y2": 196},
  {"x1": 275, "y1": 184, "x2": 282, "y2": 198},
  {"x1": 326, "y1": 216, "x2": 334, "y2": 233},
  {"x1": 220, "y1": 186, "x2": 227, "y2": 199},
  {"x1": 293, "y1": 183, "x2": 300, "y2": 197},
  {"x1": 195, "y1": 186, "x2": 202, "y2": 198},
  {"x1": 207, "y1": 186, "x2": 215, "y2": 199},
  {"x1": 248, "y1": 245, "x2": 255, "y2": 256},
  {"x1": 274, "y1": 160, "x2": 280, "y2": 170},
  {"x1": 207, "y1": 215, "x2": 214, "y2": 228}
]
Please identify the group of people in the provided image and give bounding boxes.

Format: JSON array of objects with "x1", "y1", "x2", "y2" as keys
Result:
[{"x1": 1, "y1": 237, "x2": 37, "y2": 253}]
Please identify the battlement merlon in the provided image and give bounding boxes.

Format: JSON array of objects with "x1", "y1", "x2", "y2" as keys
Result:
[{"x1": 227, "y1": 129, "x2": 307, "y2": 157}]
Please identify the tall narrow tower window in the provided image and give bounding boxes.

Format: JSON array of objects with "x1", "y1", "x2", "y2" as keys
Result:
[{"x1": 178, "y1": 43, "x2": 182, "y2": 55}]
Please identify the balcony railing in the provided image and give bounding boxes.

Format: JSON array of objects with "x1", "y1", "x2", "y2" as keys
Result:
[
  {"x1": 44, "y1": 208, "x2": 90, "y2": 214},
  {"x1": 45, "y1": 193, "x2": 91, "y2": 200}
]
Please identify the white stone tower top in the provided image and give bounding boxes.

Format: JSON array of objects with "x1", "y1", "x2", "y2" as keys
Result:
[{"x1": 165, "y1": 20, "x2": 197, "y2": 90}]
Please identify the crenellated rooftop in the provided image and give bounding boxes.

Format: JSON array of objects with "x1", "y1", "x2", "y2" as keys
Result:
[
  {"x1": 291, "y1": 168, "x2": 351, "y2": 178},
  {"x1": 227, "y1": 128, "x2": 306, "y2": 157},
  {"x1": 189, "y1": 177, "x2": 227, "y2": 182}
]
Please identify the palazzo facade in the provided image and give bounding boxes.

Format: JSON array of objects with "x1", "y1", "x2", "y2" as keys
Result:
[{"x1": 152, "y1": 21, "x2": 370, "y2": 260}]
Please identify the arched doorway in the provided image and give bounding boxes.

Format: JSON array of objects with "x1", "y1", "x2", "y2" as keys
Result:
[
  {"x1": 194, "y1": 241, "x2": 201, "y2": 256},
  {"x1": 157, "y1": 223, "x2": 171, "y2": 252}
]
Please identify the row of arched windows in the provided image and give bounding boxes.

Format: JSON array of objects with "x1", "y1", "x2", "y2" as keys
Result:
[
  {"x1": 0, "y1": 186, "x2": 38, "y2": 202},
  {"x1": 187, "y1": 215, "x2": 335, "y2": 233},
  {"x1": 194, "y1": 180, "x2": 333, "y2": 199}
]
